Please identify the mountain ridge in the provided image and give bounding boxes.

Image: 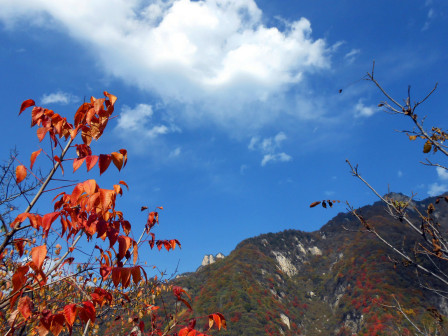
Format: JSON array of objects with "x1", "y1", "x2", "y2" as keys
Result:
[{"x1": 172, "y1": 193, "x2": 448, "y2": 335}]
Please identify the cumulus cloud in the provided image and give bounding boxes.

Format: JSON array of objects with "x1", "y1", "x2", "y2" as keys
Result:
[
  {"x1": 354, "y1": 100, "x2": 377, "y2": 118},
  {"x1": 249, "y1": 132, "x2": 292, "y2": 166},
  {"x1": 0, "y1": 0, "x2": 330, "y2": 129},
  {"x1": 116, "y1": 103, "x2": 178, "y2": 139},
  {"x1": 436, "y1": 167, "x2": 448, "y2": 180},
  {"x1": 428, "y1": 183, "x2": 447, "y2": 197},
  {"x1": 261, "y1": 152, "x2": 292, "y2": 166},
  {"x1": 41, "y1": 91, "x2": 79, "y2": 105}
]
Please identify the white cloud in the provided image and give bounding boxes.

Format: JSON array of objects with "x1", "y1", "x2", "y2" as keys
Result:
[
  {"x1": 436, "y1": 167, "x2": 448, "y2": 180},
  {"x1": 398, "y1": 170, "x2": 403, "y2": 178},
  {"x1": 428, "y1": 183, "x2": 447, "y2": 197},
  {"x1": 169, "y1": 147, "x2": 181, "y2": 158},
  {"x1": 41, "y1": 91, "x2": 79, "y2": 105},
  {"x1": 0, "y1": 0, "x2": 330, "y2": 129},
  {"x1": 354, "y1": 100, "x2": 377, "y2": 118},
  {"x1": 249, "y1": 132, "x2": 291, "y2": 166},
  {"x1": 344, "y1": 48, "x2": 360, "y2": 63},
  {"x1": 116, "y1": 103, "x2": 178, "y2": 139},
  {"x1": 261, "y1": 152, "x2": 292, "y2": 166}
]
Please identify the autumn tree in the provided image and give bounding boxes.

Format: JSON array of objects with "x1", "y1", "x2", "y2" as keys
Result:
[
  {"x1": 345, "y1": 63, "x2": 447, "y2": 335},
  {"x1": 0, "y1": 93, "x2": 225, "y2": 335}
]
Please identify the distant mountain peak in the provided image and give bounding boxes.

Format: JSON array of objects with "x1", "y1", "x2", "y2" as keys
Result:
[{"x1": 199, "y1": 252, "x2": 225, "y2": 268}]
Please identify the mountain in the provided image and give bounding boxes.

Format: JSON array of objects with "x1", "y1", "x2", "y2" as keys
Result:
[{"x1": 171, "y1": 194, "x2": 448, "y2": 335}]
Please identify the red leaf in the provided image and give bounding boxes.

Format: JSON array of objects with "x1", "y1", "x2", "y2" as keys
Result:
[
  {"x1": 17, "y1": 296, "x2": 33, "y2": 320},
  {"x1": 70, "y1": 184, "x2": 84, "y2": 205},
  {"x1": 63, "y1": 304, "x2": 77, "y2": 327},
  {"x1": 112, "y1": 267, "x2": 121, "y2": 287},
  {"x1": 149, "y1": 233, "x2": 155, "y2": 249},
  {"x1": 31, "y1": 245, "x2": 47, "y2": 270},
  {"x1": 79, "y1": 301, "x2": 96, "y2": 323},
  {"x1": 19, "y1": 99, "x2": 35, "y2": 115},
  {"x1": 121, "y1": 268, "x2": 131, "y2": 288},
  {"x1": 49, "y1": 314, "x2": 65, "y2": 336},
  {"x1": 131, "y1": 266, "x2": 142, "y2": 285},
  {"x1": 42, "y1": 212, "x2": 60, "y2": 233},
  {"x1": 54, "y1": 156, "x2": 64, "y2": 175},
  {"x1": 100, "y1": 265, "x2": 112, "y2": 280},
  {"x1": 14, "y1": 239, "x2": 26, "y2": 257},
  {"x1": 99, "y1": 154, "x2": 112, "y2": 175},
  {"x1": 119, "y1": 149, "x2": 128, "y2": 167},
  {"x1": 85, "y1": 155, "x2": 99, "y2": 172},
  {"x1": 30, "y1": 149, "x2": 42, "y2": 170},
  {"x1": 118, "y1": 236, "x2": 132, "y2": 261},
  {"x1": 12, "y1": 265, "x2": 29, "y2": 293},
  {"x1": 16, "y1": 165, "x2": 27, "y2": 184}
]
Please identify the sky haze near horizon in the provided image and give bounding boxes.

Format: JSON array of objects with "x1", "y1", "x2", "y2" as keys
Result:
[{"x1": 1, "y1": 0, "x2": 447, "y2": 274}]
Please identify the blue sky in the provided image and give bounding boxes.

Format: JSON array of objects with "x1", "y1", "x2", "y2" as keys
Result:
[{"x1": 1, "y1": 0, "x2": 447, "y2": 274}]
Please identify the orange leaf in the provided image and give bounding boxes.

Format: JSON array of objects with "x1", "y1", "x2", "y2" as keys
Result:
[
  {"x1": 170, "y1": 239, "x2": 181, "y2": 250},
  {"x1": 37, "y1": 127, "x2": 50, "y2": 142},
  {"x1": 16, "y1": 165, "x2": 27, "y2": 184},
  {"x1": 70, "y1": 184, "x2": 84, "y2": 205},
  {"x1": 82, "y1": 179, "x2": 97, "y2": 196},
  {"x1": 99, "y1": 188, "x2": 114, "y2": 211},
  {"x1": 99, "y1": 154, "x2": 112, "y2": 175},
  {"x1": 111, "y1": 152, "x2": 124, "y2": 171},
  {"x1": 309, "y1": 201, "x2": 321, "y2": 208},
  {"x1": 73, "y1": 157, "x2": 86, "y2": 173},
  {"x1": 119, "y1": 180, "x2": 129, "y2": 190},
  {"x1": 103, "y1": 91, "x2": 117, "y2": 105},
  {"x1": 19, "y1": 99, "x2": 35, "y2": 115},
  {"x1": 63, "y1": 304, "x2": 77, "y2": 327},
  {"x1": 132, "y1": 240, "x2": 138, "y2": 265},
  {"x1": 31, "y1": 245, "x2": 47, "y2": 270},
  {"x1": 30, "y1": 149, "x2": 42, "y2": 170},
  {"x1": 210, "y1": 313, "x2": 226, "y2": 330}
]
